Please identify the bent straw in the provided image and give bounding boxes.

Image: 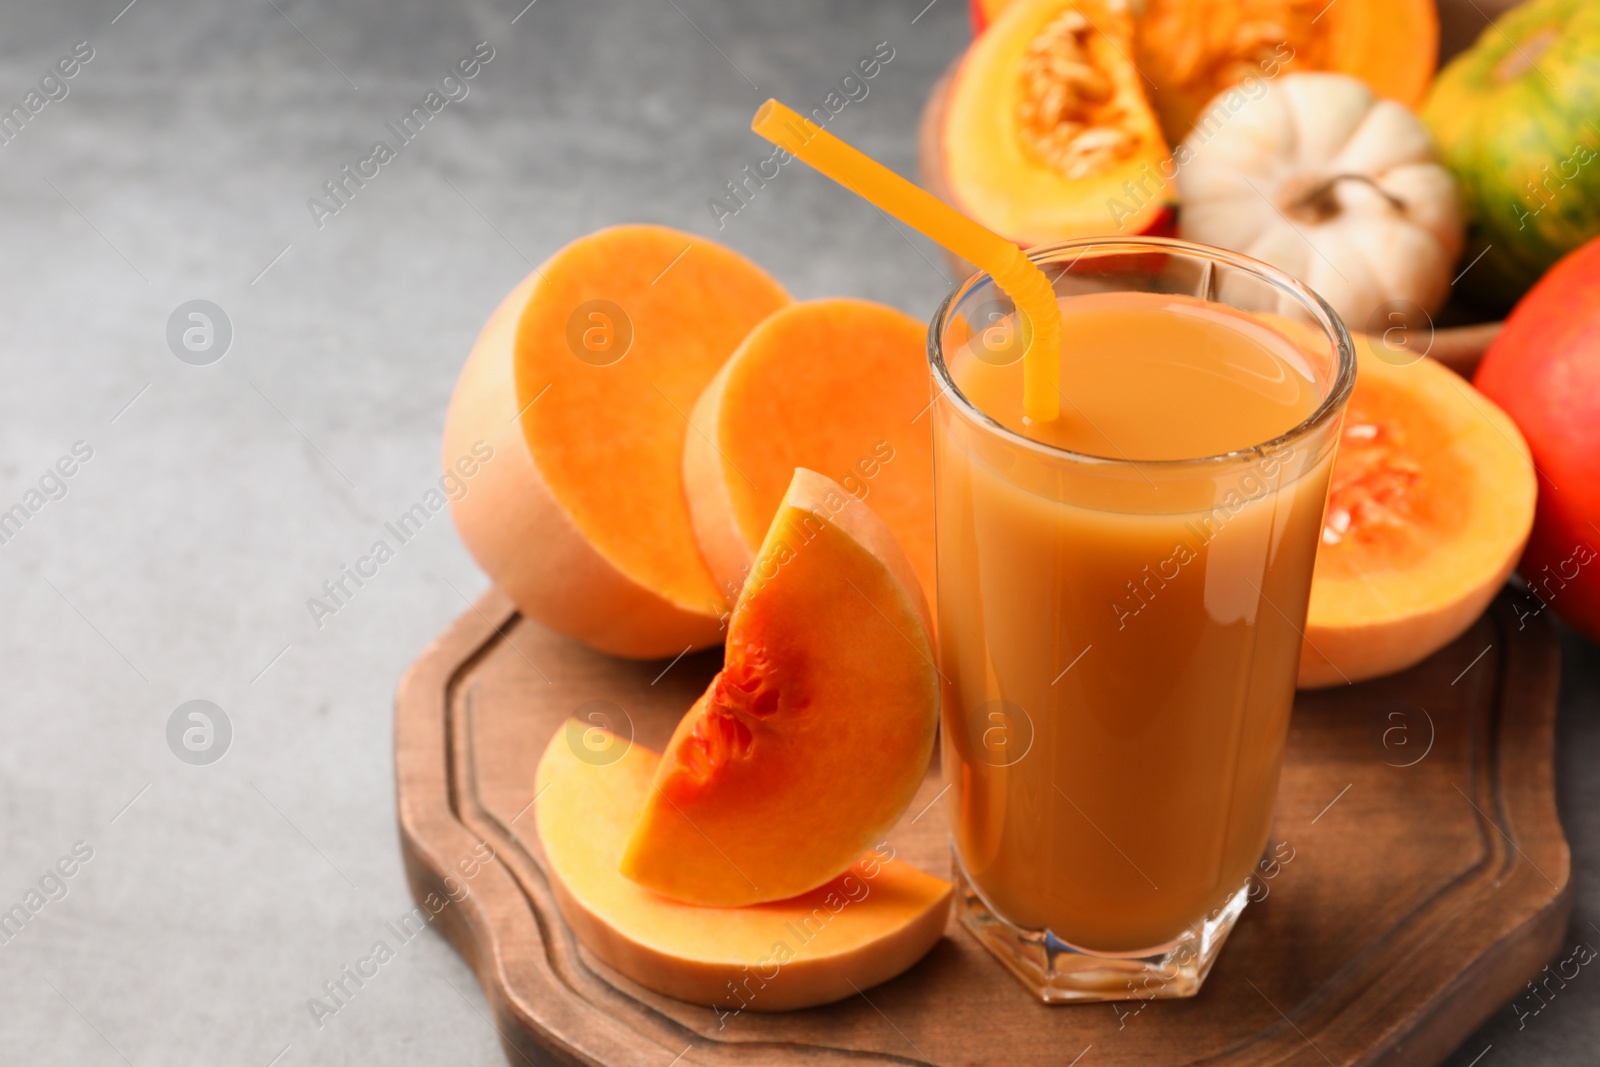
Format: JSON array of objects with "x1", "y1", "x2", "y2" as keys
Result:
[{"x1": 751, "y1": 98, "x2": 1060, "y2": 424}]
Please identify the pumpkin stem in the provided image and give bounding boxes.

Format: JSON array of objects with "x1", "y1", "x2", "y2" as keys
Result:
[{"x1": 1282, "y1": 173, "x2": 1406, "y2": 224}]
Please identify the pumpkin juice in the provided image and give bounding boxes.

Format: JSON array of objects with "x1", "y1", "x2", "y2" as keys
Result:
[{"x1": 935, "y1": 289, "x2": 1339, "y2": 958}]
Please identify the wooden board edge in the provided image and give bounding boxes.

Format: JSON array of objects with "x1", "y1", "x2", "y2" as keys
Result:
[{"x1": 1361, "y1": 595, "x2": 1571, "y2": 1067}]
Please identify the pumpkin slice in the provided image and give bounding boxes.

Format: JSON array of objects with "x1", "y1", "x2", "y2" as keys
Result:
[
  {"x1": 534, "y1": 725, "x2": 952, "y2": 1010},
  {"x1": 1298, "y1": 340, "x2": 1535, "y2": 688},
  {"x1": 1135, "y1": 0, "x2": 1438, "y2": 144},
  {"x1": 443, "y1": 225, "x2": 788, "y2": 659},
  {"x1": 685, "y1": 299, "x2": 935, "y2": 611},
  {"x1": 941, "y1": 0, "x2": 1174, "y2": 246},
  {"x1": 622, "y1": 469, "x2": 940, "y2": 906}
]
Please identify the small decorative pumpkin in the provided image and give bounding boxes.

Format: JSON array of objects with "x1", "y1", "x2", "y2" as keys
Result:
[{"x1": 1176, "y1": 72, "x2": 1463, "y2": 334}]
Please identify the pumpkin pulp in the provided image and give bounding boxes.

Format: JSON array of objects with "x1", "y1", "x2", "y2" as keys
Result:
[
  {"x1": 1299, "y1": 342, "x2": 1535, "y2": 687},
  {"x1": 1315, "y1": 373, "x2": 1471, "y2": 576}
]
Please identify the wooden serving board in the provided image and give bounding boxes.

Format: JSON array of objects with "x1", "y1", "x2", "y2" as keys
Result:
[{"x1": 396, "y1": 589, "x2": 1570, "y2": 1067}]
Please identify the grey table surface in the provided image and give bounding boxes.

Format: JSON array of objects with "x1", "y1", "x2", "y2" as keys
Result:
[{"x1": 0, "y1": 0, "x2": 1594, "y2": 1064}]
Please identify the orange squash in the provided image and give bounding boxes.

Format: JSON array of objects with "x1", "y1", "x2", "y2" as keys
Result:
[
  {"x1": 685, "y1": 299, "x2": 936, "y2": 610},
  {"x1": 534, "y1": 724, "x2": 952, "y2": 1010},
  {"x1": 1134, "y1": 0, "x2": 1439, "y2": 144},
  {"x1": 1298, "y1": 340, "x2": 1535, "y2": 688},
  {"x1": 442, "y1": 225, "x2": 788, "y2": 658},
  {"x1": 622, "y1": 469, "x2": 940, "y2": 906},
  {"x1": 941, "y1": 0, "x2": 1175, "y2": 246}
]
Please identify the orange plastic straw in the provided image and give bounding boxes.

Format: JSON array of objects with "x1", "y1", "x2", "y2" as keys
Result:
[{"x1": 751, "y1": 99, "x2": 1060, "y2": 424}]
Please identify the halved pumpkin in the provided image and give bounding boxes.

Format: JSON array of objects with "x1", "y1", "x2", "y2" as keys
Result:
[
  {"x1": 685, "y1": 299, "x2": 936, "y2": 612},
  {"x1": 1298, "y1": 340, "x2": 1536, "y2": 688},
  {"x1": 1135, "y1": 0, "x2": 1439, "y2": 144},
  {"x1": 942, "y1": 0, "x2": 1175, "y2": 246},
  {"x1": 534, "y1": 725, "x2": 952, "y2": 1010},
  {"x1": 443, "y1": 225, "x2": 788, "y2": 658},
  {"x1": 622, "y1": 469, "x2": 940, "y2": 906}
]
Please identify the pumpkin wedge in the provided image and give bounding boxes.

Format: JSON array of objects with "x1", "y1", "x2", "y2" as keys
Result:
[
  {"x1": 442, "y1": 225, "x2": 788, "y2": 658},
  {"x1": 622, "y1": 469, "x2": 940, "y2": 906}
]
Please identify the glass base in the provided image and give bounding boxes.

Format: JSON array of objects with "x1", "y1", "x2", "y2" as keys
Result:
[{"x1": 954, "y1": 863, "x2": 1250, "y2": 1004}]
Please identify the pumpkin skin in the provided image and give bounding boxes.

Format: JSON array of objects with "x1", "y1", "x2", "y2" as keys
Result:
[
  {"x1": 1473, "y1": 237, "x2": 1600, "y2": 643},
  {"x1": 1422, "y1": 0, "x2": 1600, "y2": 311},
  {"x1": 1176, "y1": 73, "x2": 1463, "y2": 336},
  {"x1": 969, "y1": 0, "x2": 1007, "y2": 32}
]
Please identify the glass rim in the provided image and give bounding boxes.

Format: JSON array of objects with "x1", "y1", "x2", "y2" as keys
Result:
[{"x1": 926, "y1": 235, "x2": 1357, "y2": 471}]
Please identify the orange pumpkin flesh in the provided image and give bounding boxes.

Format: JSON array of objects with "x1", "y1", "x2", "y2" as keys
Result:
[
  {"x1": 534, "y1": 726, "x2": 952, "y2": 1010},
  {"x1": 1134, "y1": 0, "x2": 1439, "y2": 144},
  {"x1": 444, "y1": 225, "x2": 788, "y2": 659},
  {"x1": 942, "y1": 0, "x2": 1174, "y2": 246},
  {"x1": 685, "y1": 299, "x2": 936, "y2": 611},
  {"x1": 622, "y1": 470, "x2": 940, "y2": 907},
  {"x1": 1299, "y1": 342, "x2": 1535, "y2": 688}
]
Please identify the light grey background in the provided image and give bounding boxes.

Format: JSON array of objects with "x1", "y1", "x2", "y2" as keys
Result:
[{"x1": 0, "y1": 1, "x2": 1592, "y2": 1064}]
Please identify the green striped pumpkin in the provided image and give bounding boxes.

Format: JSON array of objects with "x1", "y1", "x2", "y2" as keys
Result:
[{"x1": 1422, "y1": 0, "x2": 1600, "y2": 311}]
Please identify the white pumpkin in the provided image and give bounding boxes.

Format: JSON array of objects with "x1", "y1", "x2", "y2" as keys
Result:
[{"x1": 1176, "y1": 72, "x2": 1464, "y2": 332}]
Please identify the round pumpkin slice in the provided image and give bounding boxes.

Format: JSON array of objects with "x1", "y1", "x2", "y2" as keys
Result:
[
  {"x1": 534, "y1": 725, "x2": 952, "y2": 1010},
  {"x1": 1298, "y1": 340, "x2": 1536, "y2": 688},
  {"x1": 443, "y1": 225, "x2": 788, "y2": 659},
  {"x1": 684, "y1": 299, "x2": 935, "y2": 613},
  {"x1": 621, "y1": 469, "x2": 940, "y2": 907}
]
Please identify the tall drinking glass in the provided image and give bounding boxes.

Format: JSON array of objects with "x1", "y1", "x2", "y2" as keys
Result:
[{"x1": 929, "y1": 237, "x2": 1354, "y2": 1002}]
